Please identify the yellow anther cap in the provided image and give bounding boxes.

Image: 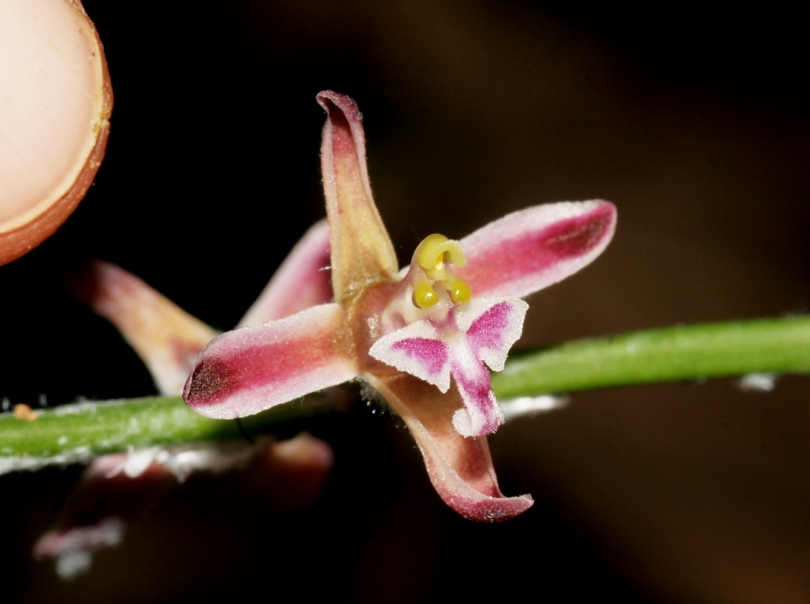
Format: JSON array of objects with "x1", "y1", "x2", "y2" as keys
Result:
[{"x1": 411, "y1": 233, "x2": 472, "y2": 306}]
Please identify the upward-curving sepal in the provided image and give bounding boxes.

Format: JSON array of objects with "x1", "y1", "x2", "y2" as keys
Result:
[
  {"x1": 458, "y1": 200, "x2": 616, "y2": 299},
  {"x1": 184, "y1": 304, "x2": 358, "y2": 419},
  {"x1": 368, "y1": 373, "x2": 533, "y2": 522},
  {"x1": 317, "y1": 91, "x2": 399, "y2": 302}
]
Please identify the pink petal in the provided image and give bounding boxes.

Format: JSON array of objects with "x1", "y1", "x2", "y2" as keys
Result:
[
  {"x1": 458, "y1": 200, "x2": 616, "y2": 299},
  {"x1": 368, "y1": 320, "x2": 451, "y2": 391},
  {"x1": 317, "y1": 91, "x2": 398, "y2": 302},
  {"x1": 67, "y1": 260, "x2": 217, "y2": 395},
  {"x1": 456, "y1": 298, "x2": 528, "y2": 371},
  {"x1": 237, "y1": 220, "x2": 333, "y2": 327},
  {"x1": 448, "y1": 340, "x2": 504, "y2": 437},
  {"x1": 183, "y1": 304, "x2": 357, "y2": 419},
  {"x1": 368, "y1": 372, "x2": 533, "y2": 522}
]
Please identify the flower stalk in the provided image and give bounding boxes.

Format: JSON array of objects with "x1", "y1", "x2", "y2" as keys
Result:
[{"x1": 3, "y1": 316, "x2": 809, "y2": 470}]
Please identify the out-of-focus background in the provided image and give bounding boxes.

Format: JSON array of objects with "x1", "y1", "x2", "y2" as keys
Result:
[{"x1": 2, "y1": 1, "x2": 809, "y2": 602}]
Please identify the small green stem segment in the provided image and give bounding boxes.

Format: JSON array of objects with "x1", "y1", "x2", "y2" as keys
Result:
[
  {"x1": 492, "y1": 316, "x2": 810, "y2": 398},
  {"x1": 1, "y1": 317, "x2": 809, "y2": 469},
  {"x1": 0, "y1": 393, "x2": 342, "y2": 470}
]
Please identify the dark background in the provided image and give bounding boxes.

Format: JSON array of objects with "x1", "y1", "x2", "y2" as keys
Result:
[{"x1": 2, "y1": 1, "x2": 809, "y2": 602}]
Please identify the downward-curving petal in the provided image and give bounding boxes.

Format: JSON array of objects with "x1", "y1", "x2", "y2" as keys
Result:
[
  {"x1": 184, "y1": 304, "x2": 357, "y2": 419},
  {"x1": 458, "y1": 200, "x2": 616, "y2": 299},
  {"x1": 237, "y1": 220, "x2": 333, "y2": 327},
  {"x1": 367, "y1": 372, "x2": 533, "y2": 522},
  {"x1": 317, "y1": 91, "x2": 398, "y2": 303}
]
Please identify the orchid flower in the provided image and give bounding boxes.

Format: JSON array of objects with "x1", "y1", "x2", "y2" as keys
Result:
[{"x1": 183, "y1": 91, "x2": 616, "y2": 522}]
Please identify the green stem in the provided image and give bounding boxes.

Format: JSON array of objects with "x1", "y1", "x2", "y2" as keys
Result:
[
  {"x1": 0, "y1": 392, "x2": 343, "y2": 471},
  {"x1": 2, "y1": 317, "x2": 809, "y2": 469},
  {"x1": 491, "y1": 316, "x2": 810, "y2": 398}
]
